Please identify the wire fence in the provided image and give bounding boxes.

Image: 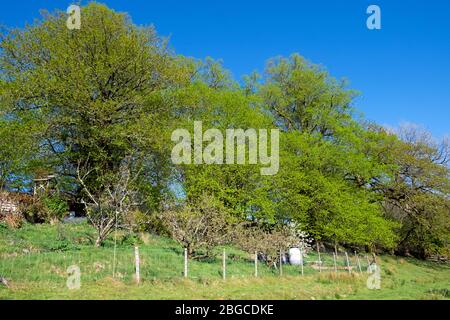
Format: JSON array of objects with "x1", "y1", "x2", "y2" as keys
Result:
[{"x1": 0, "y1": 245, "x2": 373, "y2": 288}]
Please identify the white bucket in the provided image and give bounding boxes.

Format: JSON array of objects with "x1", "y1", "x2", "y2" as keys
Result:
[{"x1": 289, "y1": 248, "x2": 303, "y2": 265}]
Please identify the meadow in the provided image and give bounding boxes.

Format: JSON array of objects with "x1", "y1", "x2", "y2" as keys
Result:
[{"x1": 0, "y1": 222, "x2": 449, "y2": 300}]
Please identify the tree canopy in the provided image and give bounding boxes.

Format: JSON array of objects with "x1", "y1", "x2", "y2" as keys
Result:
[{"x1": 1, "y1": 3, "x2": 448, "y2": 257}]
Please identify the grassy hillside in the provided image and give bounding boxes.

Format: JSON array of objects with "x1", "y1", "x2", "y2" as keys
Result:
[{"x1": 0, "y1": 222, "x2": 449, "y2": 300}]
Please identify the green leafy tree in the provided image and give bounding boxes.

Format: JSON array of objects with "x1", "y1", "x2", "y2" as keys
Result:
[
  {"x1": 369, "y1": 124, "x2": 450, "y2": 257},
  {"x1": 256, "y1": 54, "x2": 398, "y2": 249},
  {"x1": 0, "y1": 3, "x2": 193, "y2": 210}
]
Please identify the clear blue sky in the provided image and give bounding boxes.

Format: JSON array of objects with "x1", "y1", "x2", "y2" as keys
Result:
[{"x1": 1, "y1": 1, "x2": 449, "y2": 138}]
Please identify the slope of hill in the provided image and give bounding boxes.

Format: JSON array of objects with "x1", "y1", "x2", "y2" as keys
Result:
[{"x1": 0, "y1": 223, "x2": 448, "y2": 300}]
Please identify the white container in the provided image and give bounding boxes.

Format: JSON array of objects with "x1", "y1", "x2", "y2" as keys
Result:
[{"x1": 289, "y1": 248, "x2": 303, "y2": 265}]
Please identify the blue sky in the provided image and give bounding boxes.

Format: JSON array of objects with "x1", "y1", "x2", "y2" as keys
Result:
[{"x1": 1, "y1": 0, "x2": 449, "y2": 138}]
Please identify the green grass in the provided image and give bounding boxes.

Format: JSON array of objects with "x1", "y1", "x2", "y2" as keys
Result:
[{"x1": 0, "y1": 222, "x2": 449, "y2": 300}]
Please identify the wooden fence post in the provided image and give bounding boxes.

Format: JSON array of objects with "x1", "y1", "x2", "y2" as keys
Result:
[
  {"x1": 184, "y1": 248, "x2": 188, "y2": 278},
  {"x1": 279, "y1": 250, "x2": 283, "y2": 276},
  {"x1": 345, "y1": 251, "x2": 351, "y2": 274},
  {"x1": 355, "y1": 251, "x2": 362, "y2": 273},
  {"x1": 317, "y1": 243, "x2": 322, "y2": 273},
  {"x1": 254, "y1": 251, "x2": 258, "y2": 277},
  {"x1": 301, "y1": 249, "x2": 304, "y2": 276},
  {"x1": 134, "y1": 246, "x2": 140, "y2": 284},
  {"x1": 333, "y1": 252, "x2": 337, "y2": 274},
  {"x1": 222, "y1": 249, "x2": 226, "y2": 280},
  {"x1": 112, "y1": 242, "x2": 117, "y2": 278}
]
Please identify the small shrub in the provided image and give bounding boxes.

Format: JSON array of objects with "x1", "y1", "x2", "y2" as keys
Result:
[
  {"x1": 233, "y1": 223, "x2": 311, "y2": 268},
  {"x1": 20, "y1": 194, "x2": 69, "y2": 224},
  {"x1": 120, "y1": 233, "x2": 140, "y2": 246},
  {"x1": 125, "y1": 210, "x2": 167, "y2": 235},
  {"x1": 21, "y1": 199, "x2": 47, "y2": 223},
  {"x1": 159, "y1": 193, "x2": 235, "y2": 258},
  {"x1": 42, "y1": 194, "x2": 69, "y2": 222},
  {"x1": 3, "y1": 213, "x2": 23, "y2": 229}
]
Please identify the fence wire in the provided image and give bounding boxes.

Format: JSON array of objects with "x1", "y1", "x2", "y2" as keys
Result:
[{"x1": 0, "y1": 246, "x2": 372, "y2": 287}]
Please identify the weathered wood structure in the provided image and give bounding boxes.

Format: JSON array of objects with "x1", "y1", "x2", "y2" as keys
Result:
[
  {"x1": 0, "y1": 192, "x2": 19, "y2": 215},
  {"x1": 33, "y1": 175, "x2": 57, "y2": 196}
]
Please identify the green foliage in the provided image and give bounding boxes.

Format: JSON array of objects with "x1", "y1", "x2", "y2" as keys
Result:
[
  {"x1": 368, "y1": 124, "x2": 450, "y2": 257},
  {"x1": 42, "y1": 194, "x2": 69, "y2": 221},
  {"x1": 0, "y1": 2, "x2": 191, "y2": 207},
  {"x1": 0, "y1": 3, "x2": 448, "y2": 257},
  {"x1": 19, "y1": 193, "x2": 68, "y2": 223},
  {"x1": 159, "y1": 193, "x2": 237, "y2": 257},
  {"x1": 254, "y1": 57, "x2": 399, "y2": 248}
]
